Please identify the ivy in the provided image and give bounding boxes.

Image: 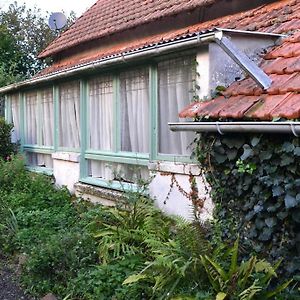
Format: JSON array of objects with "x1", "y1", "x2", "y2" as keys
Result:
[{"x1": 195, "y1": 132, "x2": 300, "y2": 277}]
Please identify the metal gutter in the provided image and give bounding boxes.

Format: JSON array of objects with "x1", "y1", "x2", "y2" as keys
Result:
[
  {"x1": 169, "y1": 122, "x2": 300, "y2": 137},
  {"x1": 0, "y1": 28, "x2": 281, "y2": 94},
  {"x1": 0, "y1": 31, "x2": 216, "y2": 94}
]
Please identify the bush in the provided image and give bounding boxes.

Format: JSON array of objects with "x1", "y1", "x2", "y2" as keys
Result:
[
  {"x1": 195, "y1": 133, "x2": 300, "y2": 278},
  {"x1": 0, "y1": 117, "x2": 16, "y2": 160}
]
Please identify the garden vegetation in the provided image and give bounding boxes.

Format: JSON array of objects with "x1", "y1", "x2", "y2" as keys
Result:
[{"x1": 0, "y1": 118, "x2": 298, "y2": 299}]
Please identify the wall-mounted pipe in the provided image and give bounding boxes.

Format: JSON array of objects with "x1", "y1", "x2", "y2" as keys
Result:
[{"x1": 169, "y1": 122, "x2": 300, "y2": 137}]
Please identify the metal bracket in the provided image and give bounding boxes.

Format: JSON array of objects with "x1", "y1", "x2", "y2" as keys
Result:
[{"x1": 214, "y1": 31, "x2": 272, "y2": 90}]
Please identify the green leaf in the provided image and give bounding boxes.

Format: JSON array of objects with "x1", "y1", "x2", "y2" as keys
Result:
[
  {"x1": 204, "y1": 255, "x2": 227, "y2": 281},
  {"x1": 284, "y1": 194, "x2": 297, "y2": 209},
  {"x1": 123, "y1": 274, "x2": 147, "y2": 285},
  {"x1": 265, "y1": 217, "x2": 276, "y2": 228},
  {"x1": 251, "y1": 136, "x2": 261, "y2": 147},
  {"x1": 240, "y1": 144, "x2": 253, "y2": 160},
  {"x1": 264, "y1": 279, "x2": 293, "y2": 298},
  {"x1": 216, "y1": 292, "x2": 227, "y2": 300},
  {"x1": 229, "y1": 238, "x2": 239, "y2": 278},
  {"x1": 294, "y1": 147, "x2": 300, "y2": 156},
  {"x1": 282, "y1": 142, "x2": 295, "y2": 153}
]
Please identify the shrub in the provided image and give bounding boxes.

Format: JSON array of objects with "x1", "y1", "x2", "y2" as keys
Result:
[
  {"x1": 0, "y1": 117, "x2": 16, "y2": 160},
  {"x1": 195, "y1": 133, "x2": 300, "y2": 279},
  {"x1": 22, "y1": 229, "x2": 98, "y2": 296},
  {"x1": 67, "y1": 255, "x2": 151, "y2": 300}
]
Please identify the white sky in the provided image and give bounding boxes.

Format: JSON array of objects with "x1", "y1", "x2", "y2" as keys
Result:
[{"x1": 0, "y1": 0, "x2": 97, "y2": 17}]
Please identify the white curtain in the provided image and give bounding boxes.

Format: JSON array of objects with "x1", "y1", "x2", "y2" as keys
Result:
[
  {"x1": 120, "y1": 68, "x2": 149, "y2": 153},
  {"x1": 158, "y1": 57, "x2": 195, "y2": 155},
  {"x1": 89, "y1": 76, "x2": 114, "y2": 177},
  {"x1": 89, "y1": 160, "x2": 149, "y2": 183},
  {"x1": 27, "y1": 153, "x2": 53, "y2": 168},
  {"x1": 59, "y1": 81, "x2": 80, "y2": 148},
  {"x1": 25, "y1": 92, "x2": 38, "y2": 145},
  {"x1": 41, "y1": 88, "x2": 54, "y2": 147},
  {"x1": 11, "y1": 94, "x2": 20, "y2": 143},
  {"x1": 89, "y1": 76, "x2": 113, "y2": 151}
]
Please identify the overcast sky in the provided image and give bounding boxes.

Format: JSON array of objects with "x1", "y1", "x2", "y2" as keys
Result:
[{"x1": 0, "y1": 0, "x2": 97, "y2": 17}]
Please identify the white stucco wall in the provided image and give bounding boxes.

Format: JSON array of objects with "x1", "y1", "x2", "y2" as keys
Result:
[
  {"x1": 52, "y1": 152, "x2": 80, "y2": 193},
  {"x1": 149, "y1": 161, "x2": 213, "y2": 220}
]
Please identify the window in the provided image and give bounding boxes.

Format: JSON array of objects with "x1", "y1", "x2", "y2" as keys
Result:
[
  {"x1": 41, "y1": 88, "x2": 54, "y2": 147},
  {"x1": 25, "y1": 91, "x2": 38, "y2": 145},
  {"x1": 22, "y1": 88, "x2": 54, "y2": 169},
  {"x1": 6, "y1": 53, "x2": 198, "y2": 188},
  {"x1": 88, "y1": 75, "x2": 114, "y2": 151},
  {"x1": 85, "y1": 67, "x2": 150, "y2": 185},
  {"x1": 10, "y1": 94, "x2": 21, "y2": 142},
  {"x1": 158, "y1": 56, "x2": 196, "y2": 156},
  {"x1": 120, "y1": 68, "x2": 149, "y2": 153},
  {"x1": 59, "y1": 81, "x2": 80, "y2": 149}
]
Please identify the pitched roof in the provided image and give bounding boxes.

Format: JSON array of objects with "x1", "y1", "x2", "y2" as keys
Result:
[
  {"x1": 39, "y1": 0, "x2": 216, "y2": 58},
  {"x1": 37, "y1": 0, "x2": 299, "y2": 77},
  {"x1": 179, "y1": 23, "x2": 300, "y2": 120}
]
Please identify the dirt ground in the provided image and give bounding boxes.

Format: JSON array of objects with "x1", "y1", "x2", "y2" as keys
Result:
[{"x1": 0, "y1": 259, "x2": 34, "y2": 300}]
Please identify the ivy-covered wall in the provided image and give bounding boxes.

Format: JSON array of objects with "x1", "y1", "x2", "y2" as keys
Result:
[{"x1": 195, "y1": 132, "x2": 300, "y2": 277}]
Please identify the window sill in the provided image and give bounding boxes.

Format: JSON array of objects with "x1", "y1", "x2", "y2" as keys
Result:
[
  {"x1": 26, "y1": 166, "x2": 53, "y2": 176},
  {"x1": 149, "y1": 161, "x2": 201, "y2": 175},
  {"x1": 52, "y1": 152, "x2": 80, "y2": 163}
]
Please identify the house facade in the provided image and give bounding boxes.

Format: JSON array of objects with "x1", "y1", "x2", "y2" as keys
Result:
[{"x1": 1, "y1": 0, "x2": 299, "y2": 219}]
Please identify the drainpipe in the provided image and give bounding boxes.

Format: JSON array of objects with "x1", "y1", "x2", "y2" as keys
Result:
[{"x1": 169, "y1": 122, "x2": 300, "y2": 137}]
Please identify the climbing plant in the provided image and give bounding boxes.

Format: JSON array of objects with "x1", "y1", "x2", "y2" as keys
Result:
[{"x1": 195, "y1": 132, "x2": 300, "y2": 278}]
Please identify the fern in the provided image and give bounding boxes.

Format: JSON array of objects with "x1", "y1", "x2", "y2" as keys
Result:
[{"x1": 124, "y1": 217, "x2": 212, "y2": 299}]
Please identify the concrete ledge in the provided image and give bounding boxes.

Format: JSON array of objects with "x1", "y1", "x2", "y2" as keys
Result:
[
  {"x1": 52, "y1": 152, "x2": 80, "y2": 163},
  {"x1": 74, "y1": 182, "x2": 125, "y2": 206},
  {"x1": 148, "y1": 161, "x2": 201, "y2": 175}
]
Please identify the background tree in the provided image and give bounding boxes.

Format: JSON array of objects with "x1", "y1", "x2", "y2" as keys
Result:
[{"x1": 0, "y1": 1, "x2": 76, "y2": 86}]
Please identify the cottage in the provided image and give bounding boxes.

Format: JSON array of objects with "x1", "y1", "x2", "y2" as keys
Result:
[{"x1": 1, "y1": 0, "x2": 299, "y2": 219}]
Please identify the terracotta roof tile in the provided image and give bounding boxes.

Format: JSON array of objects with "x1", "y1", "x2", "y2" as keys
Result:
[
  {"x1": 39, "y1": 0, "x2": 216, "y2": 58},
  {"x1": 271, "y1": 93, "x2": 300, "y2": 119},
  {"x1": 38, "y1": 0, "x2": 300, "y2": 78},
  {"x1": 218, "y1": 95, "x2": 261, "y2": 119},
  {"x1": 245, "y1": 94, "x2": 292, "y2": 119},
  {"x1": 180, "y1": 12, "x2": 300, "y2": 121}
]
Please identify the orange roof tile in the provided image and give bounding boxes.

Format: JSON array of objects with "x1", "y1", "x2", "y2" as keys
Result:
[
  {"x1": 39, "y1": 0, "x2": 216, "y2": 58},
  {"x1": 37, "y1": 0, "x2": 300, "y2": 78},
  {"x1": 180, "y1": 18, "x2": 300, "y2": 121}
]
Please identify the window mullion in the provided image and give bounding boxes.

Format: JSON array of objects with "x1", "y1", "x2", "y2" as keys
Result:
[
  {"x1": 53, "y1": 85, "x2": 59, "y2": 152},
  {"x1": 80, "y1": 79, "x2": 88, "y2": 179},
  {"x1": 150, "y1": 64, "x2": 158, "y2": 161},
  {"x1": 113, "y1": 74, "x2": 120, "y2": 153},
  {"x1": 37, "y1": 91, "x2": 42, "y2": 146},
  {"x1": 20, "y1": 92, "x2": 25, "y2": 152}
]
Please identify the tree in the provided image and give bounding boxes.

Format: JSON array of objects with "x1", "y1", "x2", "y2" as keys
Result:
[{"x1": 0, "y1": 1, "x2": 76, "y2": 87}]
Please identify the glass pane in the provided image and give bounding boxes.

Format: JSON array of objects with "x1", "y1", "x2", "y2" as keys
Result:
[
  {"x1": 41, "y1": 88, "x2": 54, "y2": 146},
  {"x1": 88, "y1": 75, "x2": 113, "y2": 151},
  {"x1": 158, "y1": 56, "x2": 196, "y2": 156},
  {"x1": 25, "y1": 91, "x2": 38, "y2": 145},
  {"x1": 120, "y1": 68, "x2": 149, "y2": 153},
  {"x1": 59, "y1": 81, "x2": 80, "y2": 148},
  {"x1": 26, "y1": 152, "x2": 53, "y2": 168},
  {"x1": 88, "y1": 160, "x2": 149, "y2": 184},
  {"x1": 11, "y1": 94, "x2": 20, "y2": 142}
]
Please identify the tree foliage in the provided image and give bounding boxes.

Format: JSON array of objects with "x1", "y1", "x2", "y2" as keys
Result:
[{"x1": 0, "y1": 1, "x2": 76, "y2": 87}]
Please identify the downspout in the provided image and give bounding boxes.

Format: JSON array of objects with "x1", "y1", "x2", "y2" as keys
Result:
[{"x1": 169, "y1": 122, "x2": 300, "y2": 137}]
